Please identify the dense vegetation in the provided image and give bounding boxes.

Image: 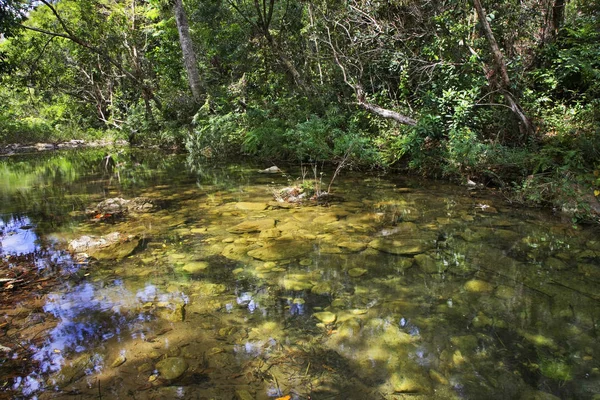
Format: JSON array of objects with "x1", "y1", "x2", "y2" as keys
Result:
[{"x1": 1, "y1": 0, "x2": 599, "y2": 219}]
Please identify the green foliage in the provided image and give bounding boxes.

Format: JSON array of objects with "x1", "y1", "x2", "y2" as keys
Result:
[
  {"x1": 186, "y1": 108, "x2": 246, "y2": 160},
  {"x1": 0, "y1": 0, "x2": 598, "y2": 221},
  {"x1": 540, "y1": 358, "x2": 573, "y2": 382}
]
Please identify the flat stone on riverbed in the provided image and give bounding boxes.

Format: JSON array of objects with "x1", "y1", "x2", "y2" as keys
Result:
[
  {"x1": 156, "y1": 357, "x2": 188, "y2": 380},
  {"x1": 368, "y1": 238, "x2": 430, "y2": 255},
  {"x1": 464, "y1": 279, "x2": 494, "y2": 293},
  {"x1": 182, "y1": 261, "x2": 209, "y2": 274},
  {"x1": 338, "y1": 242, "x2": 367, "y2": 252},
  {"x1": 348, "y1": 268, "x2": 367, "y2": 277},
  {"x1": 227, "y1": 219, "x2": 275, "y2": 234},
  {"x1": 247, "y1": 241, "x2": 312, "y2": 261},
  {"x1": 234, "y1": 202, "x2": 268, "y2": 211},
  {"x1": 313, "y1": 311, "x2": 337, "y2": 324}
]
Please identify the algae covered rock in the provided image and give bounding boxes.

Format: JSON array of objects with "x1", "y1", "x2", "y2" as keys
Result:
[
  {"x1": 390, "y1": 371, "x2": 432, "y2": 394},
  {"x1": 234, "y1": 202, "x2": 268, "y2": 211},
  {"x1": 156, "y1": 357, "x2": 188, "y2": 380},
  {"x1": 247, "y1": 241, "x2": 312, "y2": 261},
  {"x1": 156, "y1": 303, "x2": 186, "y2": 322},
  {"x1": 464, "y1": 279, "x2": 494, "y2": 293},
  {"x1": 348, "y1": 268, "x2": 367, "y2": 277},
  {"x1": 227, "y1": 218, "x2": 276, "y2": 234},
  {"x1": 311, "y1": 281, "x2": 332, "y2": 295},
  {"x1": 313, "y1": 311, "x2": 337, "y2": 324},
  {"x1": 368, "y1": 238, "x2": 431, "y2": 255},
  {"x1": 181, "y1": 261, "x2": 209, "y2": 274},
  {"x1": 414, "y1": 254, "x2": 441, "y2": 274},
  {"x1": 281, "y1": 276, "x2": 314, "y2": 291},
  {"x1": 338, "y1": 241, "x2": 367, "y2": 252}
]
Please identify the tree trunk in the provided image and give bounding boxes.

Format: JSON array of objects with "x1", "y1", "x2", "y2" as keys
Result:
[
  {"x1": 472, "y1": 0, "x2": 535, "y2": 136},
  {"x1": 551, "y1": 0, "x2": 567, "y2": 37},
  {"x1": 173, "y1": 0, "x2": 203, "y2": 103},
  {"x1": 356, "y1": 86, "x2": 417, "y2": 126}
]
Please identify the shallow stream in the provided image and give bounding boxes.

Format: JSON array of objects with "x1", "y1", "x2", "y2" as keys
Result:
[{"x1": 1, "y1": 149, "x2": 599, "y2": 399}]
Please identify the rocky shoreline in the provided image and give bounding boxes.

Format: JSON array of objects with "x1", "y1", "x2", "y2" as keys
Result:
[{"x1": 0, "y1": 139, "x2": 129, "y2": 155}]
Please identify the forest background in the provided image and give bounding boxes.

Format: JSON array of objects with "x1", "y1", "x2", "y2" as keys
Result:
[{"x1": 0, "y1": 0, "x2": 599, "y2": 220}]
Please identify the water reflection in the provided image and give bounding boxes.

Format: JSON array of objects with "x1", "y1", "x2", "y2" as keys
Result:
[{"x1": 0, "y1": 216, "x2": 39, "y2": 255}]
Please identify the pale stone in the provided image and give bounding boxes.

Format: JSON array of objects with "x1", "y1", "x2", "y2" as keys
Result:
[
  {"x1": 68, "y1": 232, "x2": 139, "y2": 260},
  {"x1": 111, "y1": 354, "x2": 126, "y2": 368},
  {"x1": 234, "y1": 202, "x2": 268, "y2": 211},
  {"x1": 368, "y1": 238, "x2": 430, "y2": 255},
  {"x1": 464, "y1": 279, "x2": 494, "y2": 293},
  {"x1": 313, "y1": 311, "x2": 336, "y2": 324},
  {"x1": 452, "y1": 350, "x2": 466, "y2": 366},
  {"x1": 182, "y1": 261, "x2": 209, "y2": 274}
]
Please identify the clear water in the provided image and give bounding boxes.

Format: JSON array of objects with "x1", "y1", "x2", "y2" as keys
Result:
[{"x1": 1, "y1": 149, "x2": 599, "y2": 399}]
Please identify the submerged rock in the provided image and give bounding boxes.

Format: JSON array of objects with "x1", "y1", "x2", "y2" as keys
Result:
[
  {"x1": 227, "y1": 219, "x2": 275, "y2": 234},
  {"x1": 47, "y1": 354, "x2": 92, "y2": 388},
  {"x1": 338, "y1": 242, "x2": 367, "y2": 252},
  {"x1": 156, "y1": 303, "x2": 185, "y2": 322},
  {"x1": 337, "y1": 319, "x2": 361, "y2": 339},
  {"x1": 368, "y1": 238, "x2": 430, "y2": 255},
  {"x1": 68, "y1": 232, "x2": 139, "y2": 260},
  {"x1": 234, "y1": 202, "x2": 268, "y2": 211},
  {"x1": 464, "y1": 279, "x2": 494, "y2": 293},
  {"x1": 156, "y1": 357, "x2": 188, "y2": 380},
  {"x1": 311, "y1": 281, "x2": 333, "y2": 295},
  {"x1": 259, "y1": 228, "x2": 281, "y2": 239},
  {"x1": 390, "y1": 371, "x2": 432, "y2": 394},
  {"x1": 414, "y1": 254, "x2": 441, "y2": 274},
  {"x1": 111, "y1": 354, "x2": 127, "y2": 368},
  {"x1": 348, "y1": 268, "x2": 367, "y2": 277},
  {"x1": 313, "y1": 311, "x2": 337, "y2": 324},
  {"x1": 247, "y1": 241, "x2": 312, "y2": 261},
  {"x1": 281, "y1": 275, "x2": 314, "y2": 291},
  {"x1": 181, "y1": 261, "x2": 209, "y2": 274}
]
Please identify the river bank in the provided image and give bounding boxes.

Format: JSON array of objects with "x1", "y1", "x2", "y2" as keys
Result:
[{"x1": 0, "y1": 139, "x2": 129, "y2": 156}]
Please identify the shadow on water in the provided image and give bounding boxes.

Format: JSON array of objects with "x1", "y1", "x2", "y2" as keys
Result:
[{"x1": 0, "y1": 149, "x2": 600, "y2": 399}]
